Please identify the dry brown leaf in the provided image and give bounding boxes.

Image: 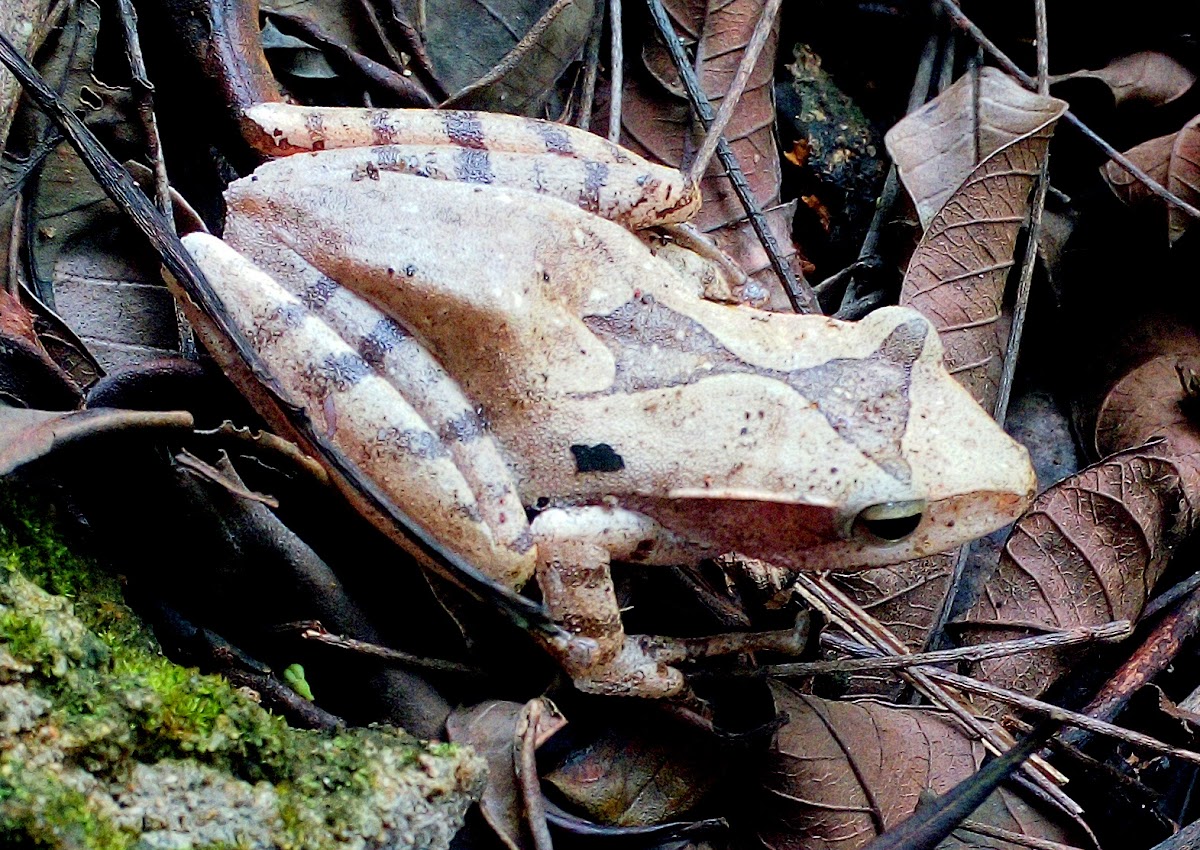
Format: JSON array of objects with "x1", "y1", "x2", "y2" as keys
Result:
[
  {"x1": 613, "y1": 0, "x2": 799, "y2": 308},
  {"x1": 543, "y1": 714, "x2": 718, "y2": 827},
  {"x1": 896, "y1": 69, "x2": 1066, "y2": 410},
  {"x1": 1102, "y1": 116, "x2": 1200, "y2": 244},
  {"x1": 757, "y1": 684, "x2": 1082, "y2": 850},
  {"x1": 1050, "y1": 51, "x2": 1197, "y2": 108},
  {"x1": 954, "y1": 322, "x2": 1200, "y2": 706},
  {"x1": 447, "y1": 699, "x2": 567, "y2": 850},
  {"x1": 886, "y1": 67, "x2": 1067, "y2": 232}
]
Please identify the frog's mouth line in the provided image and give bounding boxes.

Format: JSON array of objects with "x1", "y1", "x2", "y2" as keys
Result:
[{"x1": 578, "y1": 297, "x2": 926, "y2": 484}]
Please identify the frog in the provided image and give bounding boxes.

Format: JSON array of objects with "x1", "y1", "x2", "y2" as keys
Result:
[{"x1": 178, "y1": 104, "x2": 1036, "y2": 699}]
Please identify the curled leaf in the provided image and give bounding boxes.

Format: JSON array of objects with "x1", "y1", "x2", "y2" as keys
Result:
[
  {"x1": 0, "y1": 406, "x2": 193, "y2": 476},
  {"x1": 1102, "y1": 116, "x2": 1200, "y2": 244},
  {"x1": 886, "y1": 67, "x2": 1067, "y2": 232}
]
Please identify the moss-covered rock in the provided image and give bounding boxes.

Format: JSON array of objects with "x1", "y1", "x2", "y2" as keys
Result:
[{"x1": 0, "y1": 491, "x2": 485, "y2": 849}]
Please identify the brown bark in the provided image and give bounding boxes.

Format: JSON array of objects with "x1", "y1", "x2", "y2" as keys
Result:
[{"x1": 0, "y1": 0, "x2": 55, "y2": 150}]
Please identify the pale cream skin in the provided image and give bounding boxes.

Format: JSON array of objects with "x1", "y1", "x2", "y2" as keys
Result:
[{"x1": 183, "y1": 105, "x2": 1036, "y2": 698}]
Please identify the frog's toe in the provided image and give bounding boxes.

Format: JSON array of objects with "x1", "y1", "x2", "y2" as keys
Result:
[{"x1": 571, "y1": 641, "x2": 686, "y2": 698}]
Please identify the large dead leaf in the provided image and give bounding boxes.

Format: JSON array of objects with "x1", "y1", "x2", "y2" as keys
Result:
[
  {"x1": 613, "y1": 0, "x2": 799, "y2": 308},
  {"x1": 1102, "y1": 116, "x2": 1200, "y2": 244},
  {"x1": 894, "y1": 68, "x2": 1066, "y2": 409},
  {"x1": 442, "y1": 0, "x2": 596, "y2": 114},
  {"x1": 447, "y1": 699, "x2": 566, "y2": 850},
  {"x1": 954, "y1": 323, "x2": 1200, "y2": 705},
  {"x1": 1050, "y1": 51, "x2": 1196, "y2": 108},
  {"x1": 758, "y1": 684, "x2": 1082, "y2": 850}
]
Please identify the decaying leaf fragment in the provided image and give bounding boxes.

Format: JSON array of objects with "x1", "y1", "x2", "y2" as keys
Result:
[
  {"x1": 447, "y1": 699, "x2": 566, "y2": 850},
  {"x1": 543, "y1": 714, "x2": 718, "y2": 827},
  {"x1": 1050, "y1": 51, "x2": 1196, "y2": 108},
  {"x1": 758, "y1": 684, "x2": 1082, "y2": 850},
  {"x1": 1102, "y1": 116, "x2": 1200, "y2": 244}
]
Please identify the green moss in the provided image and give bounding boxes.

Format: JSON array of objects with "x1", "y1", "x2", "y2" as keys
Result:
[
  {"x1": 0, "y1": 483, "x2": 481, "y2": 849},
  {"x1": 0, "y1": 761, "x2": 136, "y2": 850}
]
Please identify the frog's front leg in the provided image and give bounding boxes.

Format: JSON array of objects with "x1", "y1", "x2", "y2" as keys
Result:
[{"x1": 531, "y1": 507, "x2": 714, "y2": 698}]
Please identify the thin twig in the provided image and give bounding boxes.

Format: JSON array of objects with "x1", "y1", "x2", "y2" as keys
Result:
[
  {"x1": 607, "y1": 0, "x2": 622, "y2": 143},
  {"x1": 295, "y1": 622, "x2": 483, "y2": 675},
  {"x1": 937, "y1": 0, "x2": 1200, "y2": 224},
  {"x1": 5, "y1": 190, "x2": 21, "y2": 296},
  {"x1": 914, "y1": 665, "x2": 1200, "y2": 768},
  {"x1": 1062, "y1": 579, "x2": 1200, "y2": 751},
  {"x1": 993, "y1": 0, "x2": 1050, "y2": 423},
  {"x1": 1140, "y1": 569, "x2": 1200, "y2": 622},
  {"x1": 114, "y1": 0, "x2": 196, "y2": 359},
  {"x1": 792, "y1": 574, "x2": 1080, "y2": 810},
  {"x1": 743, "y1": 621, "x2": 1131, "y2": 678},
  {"x1": 644, "y1": 0, "x2": 819, "y2": 314},
  {"x1": 687, "y1": 0, "x2": 782, "y2": 183},
  {"x1": 576, "y1": 3, "x2": 604, "y2": 130},
  {"x1": 956, "y1": 818, "x2": 1084, "y2": 850},
  {"x1": 516, "y1": 700, "x2": 555, "y2": 850}
]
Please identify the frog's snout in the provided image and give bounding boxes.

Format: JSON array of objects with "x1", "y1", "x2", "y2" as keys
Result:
[{"x1": 852, "y1": 499, "x2": 927, "y2": 544}]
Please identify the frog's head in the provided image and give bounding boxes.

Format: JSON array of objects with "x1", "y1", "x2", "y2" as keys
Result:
[
  {"x1": 634, "y1": 306, "x2": 1036, "y2": 573},
  {"x1": 783, "y1": 306, "x2": 1037, "y2": 570}
]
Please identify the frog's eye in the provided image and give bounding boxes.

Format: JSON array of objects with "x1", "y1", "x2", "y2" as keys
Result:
[{"x1": 853, "y1": 500, "x2": 926, "y2": 543}]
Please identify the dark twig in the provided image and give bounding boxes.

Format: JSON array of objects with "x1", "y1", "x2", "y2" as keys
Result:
[
  {"x1": 993, "y1": 0, "x2": 1050, "y2": 424},
  {"x1": 576, "y1": 3, "x2": 604, "y2": 130},
  {"x1": 937, "y1": 0, "x2": 1200, "y2": 223},
  {"x1": 0, "y1": 29, "x2": 566, "y2": 645},
  {"x1": 687, "y1": 0, "x2": 782, "y2": 182},
  {"x1": 607, "y1": 0, "x2": 622, "y2": 143},
  {"x1": 644, "y1": 0, "x2": 819, "y2": 314},
  {"x1": 861, "y1": 721, "x2": 1060, "y2": 850},
  {"x1": 833, "y1": 27, "x2": 939, "y2": 318},
  {"x1": 293, "y1": 621, "x2": 482, "y2": 675},
  {"x1": 1061, "y1": 581, "x2": 1200, "y2": 751},
  {"x1": 1140, "y1": 569, "x2": 1200, "y2": 622}
]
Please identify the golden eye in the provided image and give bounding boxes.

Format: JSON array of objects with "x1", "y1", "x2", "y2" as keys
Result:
[{"x1": 853, "y1": 500, "x2": 927, "y2": 543}]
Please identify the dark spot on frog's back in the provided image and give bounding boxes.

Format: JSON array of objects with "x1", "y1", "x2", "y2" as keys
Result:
[
  {"x1": 535, "y1": 122, "x2": 574, "y2": 155},
  {"x1": 570, "y1": 443, "x2": 625, "y2": 473},
  {"x1": 878, "y1": 319, "x2": 928, "y2": 366},
  {"x1": 580, "y1": 161, "x2": 609, "y2": 212},
  {"x1": 441, "y1": 111, "x2": 487, "y2": 149},
  {"x1": 358, "y1": 316, "x2": 411, "y2": 366},
  {"x1": 454, "y1": 148, "x2": 495, "y2": 184}
]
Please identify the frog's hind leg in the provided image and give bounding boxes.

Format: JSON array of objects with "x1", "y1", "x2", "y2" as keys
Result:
[
  {"x1": 531, "y1": 506, "x2": 715, "y2": 698},
  {"x1": 221, "y1": 221, "x2": 535, "y2": 588}
]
